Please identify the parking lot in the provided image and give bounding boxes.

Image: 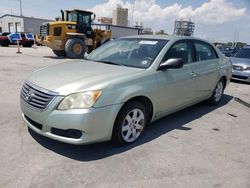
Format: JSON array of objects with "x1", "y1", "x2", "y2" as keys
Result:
[{"x1": 0, "y1": 46, "x2": 250, "y2": 188}]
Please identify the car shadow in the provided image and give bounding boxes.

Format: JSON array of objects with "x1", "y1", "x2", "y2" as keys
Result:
[
  {"x1": 43, "y1": 55, "x2": 67, "y2": 59},
  {"x1": 230, "y1": 79, "x2": 250, "y2": 85},
  {"x1": 28, "y1": 94, "x2": 233, "y2": 161}
]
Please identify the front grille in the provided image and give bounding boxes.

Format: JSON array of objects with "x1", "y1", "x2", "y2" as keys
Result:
[
  {"x1": 21, "y1": 82, "x2": 57, "y2": 110},
  {"x1": 40, "y1": 23, "x2": 49, "y2": 37},
  {"x1": 232, "y1": 75, "x2": 248, "y2": 80},
  {"x1": 232, "y1": 65, "x2": 243, "y2": 71}
]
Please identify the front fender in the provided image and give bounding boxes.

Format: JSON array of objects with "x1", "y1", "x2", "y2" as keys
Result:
[{"x1": 93, "y1": 73, "x2": 158, "y2": 119}]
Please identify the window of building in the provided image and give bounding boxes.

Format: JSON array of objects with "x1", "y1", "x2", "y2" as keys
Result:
[
  {"x1": 8, "y1": 23, "x2": 14, "y2": 32},
  {"x1": 15, "y1": 22, "x2": 21, "y2": 32}
]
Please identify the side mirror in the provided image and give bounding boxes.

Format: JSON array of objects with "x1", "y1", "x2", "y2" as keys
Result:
[
  {"x1": 91, "y1": 14, "x2": 96, "y2": 22},
  {"x1": 158, "y1": 58, "x2": 184, "y2": 71}
]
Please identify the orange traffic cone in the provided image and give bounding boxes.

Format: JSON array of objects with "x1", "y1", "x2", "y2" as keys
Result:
[{"x1": 16, "y1": 40, "x2": 22, "y2": 54}]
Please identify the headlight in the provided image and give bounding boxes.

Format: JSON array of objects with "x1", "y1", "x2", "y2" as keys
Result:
[{"x1": 57, "y1": 91, "x2": 102, "y2": 110}]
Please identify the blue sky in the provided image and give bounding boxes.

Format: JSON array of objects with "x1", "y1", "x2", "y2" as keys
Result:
[{"x1": 1, "y1": 0, "x2": 249, "y2": 43}]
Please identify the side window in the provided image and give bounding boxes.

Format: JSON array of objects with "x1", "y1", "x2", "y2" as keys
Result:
[
  {"x1": 54, "y1": 27, "x2": 62, "y2": 36},
  {"x1": 194, "y1": 42, "x2": 218, "y2": 61},
  {"x1": 162, "y1": 41, "x2": 193, "y2": 64}
]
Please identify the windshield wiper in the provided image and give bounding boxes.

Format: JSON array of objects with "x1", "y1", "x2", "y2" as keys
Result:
[
  {"x1": 88, "y1": 59, "x2": 122, "y2": 66},
  {"x1": 98, "y1": 60, "x2": 122, "y2": 66}
]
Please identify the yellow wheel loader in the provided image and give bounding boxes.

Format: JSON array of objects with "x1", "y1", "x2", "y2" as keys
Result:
[{"x1": 38, "y1": 9, "x2": 111, "y2": 58}]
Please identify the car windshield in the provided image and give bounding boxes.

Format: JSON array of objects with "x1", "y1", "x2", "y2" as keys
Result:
[
  {"x1": 234, "y1": 48, "x2": 250, "y2": 59},
  {"x1": 86, "y1": 38, "x2": 168, "y2": 68}
]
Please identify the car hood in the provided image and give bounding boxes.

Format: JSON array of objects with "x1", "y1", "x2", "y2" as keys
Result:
[
  {"x1": 230, "y1": 57, "x2": 250, "y2": 66},
  {"x1": 27, "y1": 60, "x2": 144, "y2": 95}
]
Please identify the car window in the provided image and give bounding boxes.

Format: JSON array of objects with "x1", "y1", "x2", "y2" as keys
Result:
[
  {"x1": 194, "y1": 42, "x2": 217, "y2": 61},
  {"x1": 8, "y1": 33, "x2": 21, "y2": 42},
  {"x1": 234, "y1": 48, "x2": 250, "y2": 59},
  {"x1": 162, "y1": 41, "x2": 193, "y2": 64},
  {"x1": 25, "y1": 33, "x2": 34, "y2": 40}
]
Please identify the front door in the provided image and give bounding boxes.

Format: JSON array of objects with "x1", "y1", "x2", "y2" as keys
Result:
[{"x1": 155, "y1": 40, "x2": 198, "y2": 117}]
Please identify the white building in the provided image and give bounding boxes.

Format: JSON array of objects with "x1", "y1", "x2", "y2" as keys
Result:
[
  {"x1": 92, "y1": 24, "x2": 142, "y2": 39},
  {"x1": 0, "y1": 14, "x2": 52, "y2": 34}
]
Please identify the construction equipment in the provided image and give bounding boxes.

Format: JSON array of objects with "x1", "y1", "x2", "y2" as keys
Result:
[{"x1": 38, "y1": 9, "x2": 111, "y2": 58}]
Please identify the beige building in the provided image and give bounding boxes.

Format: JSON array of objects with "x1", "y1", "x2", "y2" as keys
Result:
[
  {"x1": 98, "y1": 17, "x2": 112, "y2": 24},
  {"x1": 112, "y1": 5, "x2": 128, "y2": 26}
]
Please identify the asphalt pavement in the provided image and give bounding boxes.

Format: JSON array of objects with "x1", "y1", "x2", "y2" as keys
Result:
[{"x1": 0, "y1": 46, "x2": 249, "y2": 188}]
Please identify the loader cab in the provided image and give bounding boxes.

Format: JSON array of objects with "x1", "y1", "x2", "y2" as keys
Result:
[{"x1": 64, "y1": 9, "x2": 95, "y2": 38}]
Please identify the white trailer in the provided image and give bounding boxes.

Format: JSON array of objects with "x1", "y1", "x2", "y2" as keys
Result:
[{"x1": 92, "y1": 24, "x2": 142, "y2": 39}]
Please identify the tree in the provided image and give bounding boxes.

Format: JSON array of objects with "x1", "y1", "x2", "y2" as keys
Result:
[{"x1": 155, "y1": 30, "x2": 168, "y2": 35}]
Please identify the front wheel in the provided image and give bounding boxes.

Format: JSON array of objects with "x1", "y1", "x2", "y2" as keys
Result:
[
  {"x1": 112, "y1": 101, "x2": 148, "y2": 146},
  {"x1": 65, "y1": 38, "x2": 85, "y2": 58},
  {"x1": 207, "y1": 79, "x2": 225, "y2": 105}
]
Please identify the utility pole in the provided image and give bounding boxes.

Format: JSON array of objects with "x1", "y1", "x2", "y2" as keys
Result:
[
  {"x1": 131, "y1": 0, "x2": 135, "y2": 27},
  {"x1": 235, "y1": 30, "x2": 239, "y2": 48},
  {"x1": 19, "y1": 0, "x2": 23, "y2": 17}
]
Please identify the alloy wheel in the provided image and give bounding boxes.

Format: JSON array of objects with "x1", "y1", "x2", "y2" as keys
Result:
[{"x1": 121, "y1": 108, "x2": 145, "y2": 143}]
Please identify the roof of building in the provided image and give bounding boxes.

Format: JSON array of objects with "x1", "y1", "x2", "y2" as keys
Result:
[
  {"x1": 92, "y1": 23, "x2": 142, "y2": 30},
  {"x1": 0, "y1": 14, "x2": 52, "y2": 21}
]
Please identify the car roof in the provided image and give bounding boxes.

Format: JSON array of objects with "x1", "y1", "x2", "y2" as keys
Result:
[{"x1": 121, "y1": 34, "x2": 211, "y2": 43}]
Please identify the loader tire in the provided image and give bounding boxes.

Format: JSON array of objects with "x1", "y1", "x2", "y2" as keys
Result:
[
  {"x1": 52, "y1": 50, "x2": 66, "y2": 57},
  {"x1": 65, "y1": 38, "x2": 85, "y2": 59}
]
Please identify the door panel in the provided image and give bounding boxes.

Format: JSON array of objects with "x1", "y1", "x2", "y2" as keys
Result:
[
  {"x1": 155, "y1": 65, "x2": 197, "y2": 116},
  {"x1": 193, "y1": 42, "x2": 220, "y2": 98},
  {"x1": 194, "y1": 60, "x2": 219, "y2": 97},
  {"x1": 155, "y1": 40, "x2": 198, "y2": 117}
]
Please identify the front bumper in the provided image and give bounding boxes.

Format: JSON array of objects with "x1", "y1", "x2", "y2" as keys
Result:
[
  {"x1": 231, "y1": 70, "x2": 250, "y2": 83},
  {"x1": 21, "y1": 97, "x2": 122, "y2": 144}
]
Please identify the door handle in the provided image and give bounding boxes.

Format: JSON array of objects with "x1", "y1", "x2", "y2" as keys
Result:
[{"x1": 190, "y1": 71, "x2": 197, "y2": 77}]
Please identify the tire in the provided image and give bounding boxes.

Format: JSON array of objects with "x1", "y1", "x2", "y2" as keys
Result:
[
  {"x1": 1, "y1": 42, "x2": 9, "y2": 47},
  {"x1": 112, "y1": 101, "x2": 148, "y2": 146},
  {"x1": 207, "y1": 79, "x2": 225, "y2": 106},
  {"x1": 23, "y1": 44, "x2": 32, "y2": 48},
  {"x1": 52, "y1": 50, "x2": 66, "y2": 57},
  {"x1": 65, "y1": 38, "x2": 85, "y2": 58}
]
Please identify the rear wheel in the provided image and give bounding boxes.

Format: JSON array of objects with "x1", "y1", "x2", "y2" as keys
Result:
[
  {"x1": 207, "y1": 79, "x2": 225, "y2": 105},
  {"x1": 65, "y1": 38, "x2": 85, "y2": 58},
  {"x1": 52, "y1": 50, "x2": 66, "y2": 57},
  {"x1": 112, "y1": 101, "x2": 147, "y2": 146}
]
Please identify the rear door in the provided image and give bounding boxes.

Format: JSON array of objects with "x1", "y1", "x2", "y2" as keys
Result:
[{"x1": 192, "y1": 41, "x2": 220, "y2": 98}]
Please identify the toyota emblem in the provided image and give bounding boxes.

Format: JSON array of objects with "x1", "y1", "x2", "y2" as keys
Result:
[{"x1": 25, "y1": 89, "x2": 35, "y2": 101}]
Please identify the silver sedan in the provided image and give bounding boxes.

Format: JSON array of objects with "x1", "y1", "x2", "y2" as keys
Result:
[
  {"x1": 230, "y1": 46, "x2": 250, "y2": 83},
  {"x1": 20, "y1": 35, "x2": 231, "y2": 146}
]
